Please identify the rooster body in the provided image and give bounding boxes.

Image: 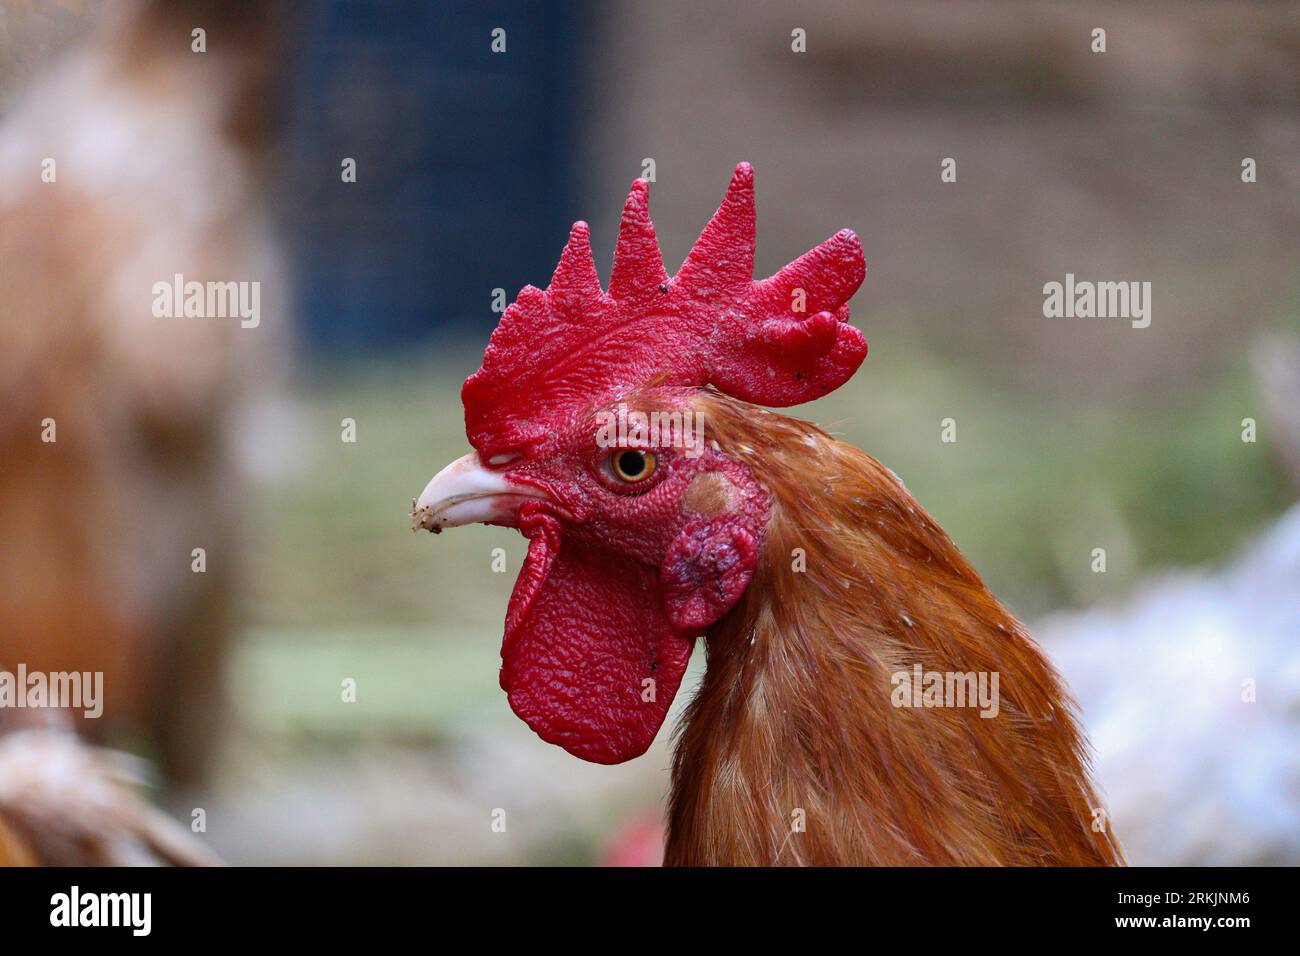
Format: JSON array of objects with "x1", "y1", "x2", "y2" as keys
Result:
[
  {"x1": 667, "y1": 392, "x2": 1119, "y2": 864},
  {"x1": 415, "y1": 164, "x2": 1121, "y2": 866}
]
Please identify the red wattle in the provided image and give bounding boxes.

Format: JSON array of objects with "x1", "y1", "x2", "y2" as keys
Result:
[{"x1": 500, "y1": 525, "x2": 696, "y2": 765}]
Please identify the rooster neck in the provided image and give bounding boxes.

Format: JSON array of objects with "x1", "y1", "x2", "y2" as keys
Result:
[{"x1": 664, "y1": 397, "x2": 1122, "y2": 866}]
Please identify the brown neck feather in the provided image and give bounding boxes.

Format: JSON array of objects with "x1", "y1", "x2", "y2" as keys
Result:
[{"x1": 665, "y1": 393, "x2": 1123, "y2": 866}]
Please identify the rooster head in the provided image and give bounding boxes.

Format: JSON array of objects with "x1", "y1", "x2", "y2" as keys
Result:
[{"x1": 414, "y1": 163, "x2": 866, "y2": 764}]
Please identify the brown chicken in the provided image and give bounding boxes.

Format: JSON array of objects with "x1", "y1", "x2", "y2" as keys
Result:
[
  {"x1": 414, "y1": 164, "x2": 1123, "y2": 866},
  {"x1": 0, "y1": 0, "x2": 284, "y2": 783}
]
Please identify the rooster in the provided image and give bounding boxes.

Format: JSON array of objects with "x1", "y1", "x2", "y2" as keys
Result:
[{"x1": 413, "y1": 164, "x2": 1123, "y2": 866}]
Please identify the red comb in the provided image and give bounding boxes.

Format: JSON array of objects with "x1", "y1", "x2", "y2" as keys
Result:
[{"x1": 462, "y1": 163, "x2": 867, "y2": 460}]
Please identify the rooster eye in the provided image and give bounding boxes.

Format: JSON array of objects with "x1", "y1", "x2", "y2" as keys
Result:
[{"x1": 611, "y1": 449, "x2": 656, "y2": 483}]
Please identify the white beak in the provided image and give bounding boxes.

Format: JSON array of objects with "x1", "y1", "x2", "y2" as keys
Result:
[{"x1": 412, "y1": 451, "x2": 547, "y2": 533}]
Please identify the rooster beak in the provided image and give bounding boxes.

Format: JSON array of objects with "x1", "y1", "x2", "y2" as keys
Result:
[{"x1": 412, "y1": 451, "x2": 548, "y2": 533}]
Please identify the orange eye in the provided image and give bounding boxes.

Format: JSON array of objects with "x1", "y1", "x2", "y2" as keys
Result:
[{"x1": 611, "y1": 449, "x2": 656, "y2": 483}]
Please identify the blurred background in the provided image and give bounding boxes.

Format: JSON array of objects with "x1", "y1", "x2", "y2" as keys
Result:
[{"x1": 0, "y1": 0, "x2": 1296, "y2": 865}]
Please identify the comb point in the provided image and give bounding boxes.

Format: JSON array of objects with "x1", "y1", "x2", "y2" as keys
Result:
[
  {"x1": 677, "y1": 162, "x2": 757, "y2": 299},
  {"x1": 549, "y1": 220, "x2": 602, "y2": 315},
  {"x1": 609, "y1": 177, "x2": 668, "y2": 300}
]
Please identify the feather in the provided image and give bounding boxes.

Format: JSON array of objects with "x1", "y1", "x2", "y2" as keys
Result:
[{"x1": 665, "y1": 391, "x2": 1123, "y2": 865}]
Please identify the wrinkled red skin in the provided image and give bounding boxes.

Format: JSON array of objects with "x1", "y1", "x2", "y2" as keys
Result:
[
  {"x1": 459, "y1": 163, "x2": 865, "y2": 764},
  {"x1": 462, "y1": 164, "x2": 866, "y2": 467},
  {"x1": 493, "y1": 393, "x2": 767, "y2": 764},
  {"x1": 661, "y1": 519, "x2": 758, "y2": 632}
]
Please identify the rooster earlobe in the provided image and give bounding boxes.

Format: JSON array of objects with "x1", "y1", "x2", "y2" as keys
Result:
[{"x1": 661, "y1": 519, "x2": 758, "y2": 632}]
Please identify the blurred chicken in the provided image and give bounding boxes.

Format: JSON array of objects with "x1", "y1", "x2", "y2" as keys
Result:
[
  {"x1": 0, "y1": 711, "x2": 219, "y2": 866},
  {"x1": 1044, "y1": 504, "x2": 1300, "y2": 865},
  {"x1": 0, "y1": 1, "x2": 286, "y2": 782},
  {"x1": 1043, "y1": 340, "x2": 1300, "y2": 865}
]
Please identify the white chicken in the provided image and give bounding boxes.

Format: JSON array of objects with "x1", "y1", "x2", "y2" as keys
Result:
[{"x1": 1044, "y1": 502, "x2": 1300, "y2": 865}]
